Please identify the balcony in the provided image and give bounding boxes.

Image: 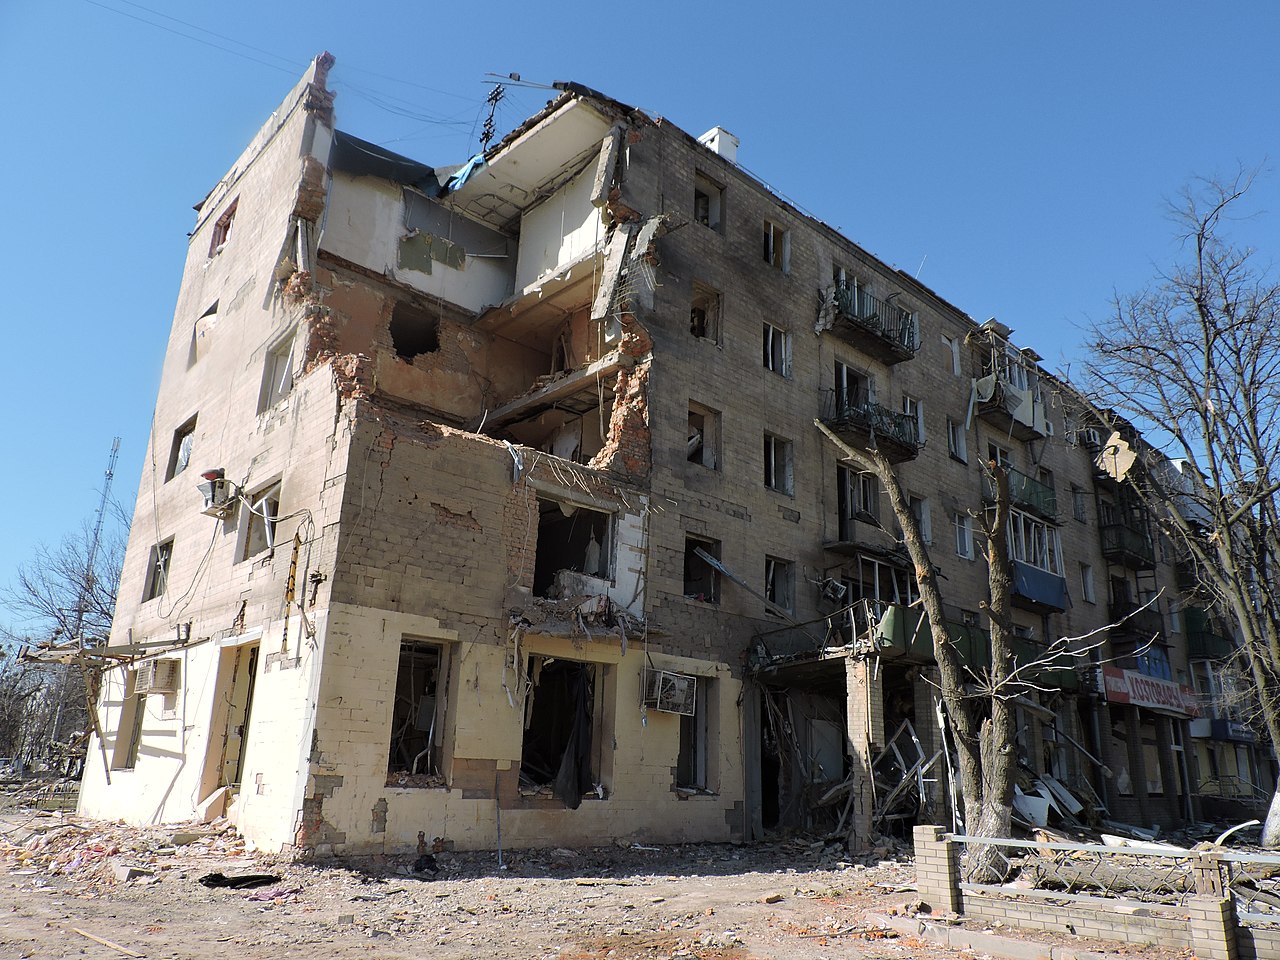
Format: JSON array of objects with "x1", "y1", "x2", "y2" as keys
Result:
[
  {"x1": 1109, "y1": 598, "x2": 1164, "y2": 639},
  {"x1": 1100, "y1": 522, "x2": 1155, "y2": 568},
  {"x1": 819, "y1": 390, "x2": 920, "y2": 464},
  {"x1": 1010, "y1": 559, "x2": 1068, "y2": 612},
  {"x1": 974, "y1": 377, "x2": 1049, "y2": 442},
  {"x1": 1189, "y1": 630, "x2": 1234, "y2": 661},
  {"x1": 822, "y1": 284, "x2": 919, "y2": 364},
  {"x1": 983, "y1": 467, "x2": 1058, "y2": 520}
]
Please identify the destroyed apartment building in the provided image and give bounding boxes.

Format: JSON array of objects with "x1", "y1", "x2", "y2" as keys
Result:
[{"x1": 73, "y1": 54, "x2": 1275, "y2": 855}]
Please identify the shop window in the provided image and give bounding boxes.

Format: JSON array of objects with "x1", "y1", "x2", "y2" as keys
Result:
[
  {"x1": 390, "y1": 301, "x2": 440, "y2": 361},
  {"x1": 387, "y1": 641, "x2": 447, "y2": 782},
  {"x1": 683, "y1": 536, "x2": 720, "y2": 603},
  {"x1": 693, "y1": 173, "x2": 723, "y2": 232},
  {"x1": 690, "y1": 282, "x2": 721, "y2": 341},
  {"x1": 165, "y1": 416, "x2": 197, "y2": 481},
  {"x1": 241, "y1": 483, "x2": 281, "y2": 561},
  {"x1": 687, "y1": 402, "x2": 720, "y2": 469},
  {"x1": 141, "y1": 539, "x2": 173, "y2": 603},
  {"x1": 763, "y1": 433, "x2": 793, "y2": 494},
  {"x1": 520, "y1": 657, "x2": 596, "y2": 807},
  {"x1": 533, "y1": 498, "x2": 612, "y2": 597}
]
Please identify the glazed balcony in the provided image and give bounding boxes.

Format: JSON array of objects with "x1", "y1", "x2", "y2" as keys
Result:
[
  {"x1": 823, "y1": 284, "x2": 919, "y2": 364},
  {"x1": 819, "y1": 390, "x2": 920, "y2": 464},
  {"x1": 1101, "y1": 522, "x2": 1155, "y2": 568},
  {"x1": 982, "y1": 467, "x2": 1057, "y2": 520},
  {"x1": 1189, "y1": 630, "x2": 1234, "y2": 661}
]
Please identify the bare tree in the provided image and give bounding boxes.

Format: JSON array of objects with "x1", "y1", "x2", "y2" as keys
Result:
[
  {"x1": 0, "y1": 501, "x2": 127, "y2": 768},
  {"x1": 1078, "y1": 171, "x2": 1280, "y2": 844},
  {"x1": 817, "y1": 423, "x2": 1026, "y2": 880}
]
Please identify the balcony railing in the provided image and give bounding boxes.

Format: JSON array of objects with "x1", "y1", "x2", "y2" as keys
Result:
[
  {"x1": 1108, "y1": 598, "x2": 1164, "y2": 638},
  {"x1": 1189, "y1": 630, "x2": 1234, "y2": 660},
  {"x1": 819, "y1": 390, "x2": 920, "y2": 463},
  {"x1": 1100, "y1": 522, "x2": 1155, "y2": 568},
  {"x1": 827, "y1": 284, "x2": 919, "y2": 363},
  {"x1": 983, "y1": 467, "x2": 1057, "y2": 519}
]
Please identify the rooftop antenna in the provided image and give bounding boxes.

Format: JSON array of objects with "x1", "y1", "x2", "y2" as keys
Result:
[
  {"x1": 915, "y1": 254, "x2": 928, "y2": 279},
  {"x1": 479, "y1": 83, "x2": 506, "y2": 150}
]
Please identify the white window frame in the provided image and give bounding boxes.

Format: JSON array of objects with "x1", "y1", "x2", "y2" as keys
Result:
[
  {"x1": 902, "y1": 395, "x2": 925, "y2": 443},
  {"x1": 954, "y1": 514, "x2": 976, "y2": 560},
  {"x1": 941, "y1": 334, "x2": 961, "y2": 376},
  {"x1": 765, "y1": 556, "x2": 794, "y2": 612},
  {"x1": 947, "y1": 418, "x2": 968, "y2": 463},
  {"x1": 763, "y1": 322, "x2": 791, "y2": 376},
  {"x1": 762, "y1": 219, "x2": 791, "y2": 272},
  {"x1": 907, "y1": 493, "x2": 932, "y2": 544},
  {"x1": 763, "y1": 433, "x2": 794, "y2": 494},
  {"x1": 240, "y1": 482, "x2": 281, "y2": 562},
  {"x1": 1008, "y1": 508, "x2": 1063, "y2": 575},
  {"x1": 687, "y1": 402, "x2": 720, "y2": 469},
  {"x1": 259, "y1": 332, "x2": 297, "y2": 412},
  {"x1": 1080, "y1": 563, "x2": 1096, "y2": 603}
]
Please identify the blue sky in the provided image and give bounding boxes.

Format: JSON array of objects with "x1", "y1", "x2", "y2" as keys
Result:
[{"x1": 1, "y1": 1, "x2": 1276, "y2": 634}]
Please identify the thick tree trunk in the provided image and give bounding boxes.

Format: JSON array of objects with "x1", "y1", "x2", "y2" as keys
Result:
[{"x1": 1263, "y1": 777, "x2": 1280, "y2": 848}]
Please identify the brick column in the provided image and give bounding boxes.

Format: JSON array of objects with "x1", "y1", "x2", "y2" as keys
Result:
[
  {"x1": 1187, "y1": 897, "x2": 1237, "y2": 960},
  {"x1": 845, "y1": 657, "x2": 883, "y2": 851},
  {"x1": 912, "y1": 824, "x2": 962, "y2": 915}
]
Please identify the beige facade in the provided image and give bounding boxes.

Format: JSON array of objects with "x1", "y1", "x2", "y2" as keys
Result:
[{"x1": 80, "y1": 56, "x2": 1269, "y2": 855}]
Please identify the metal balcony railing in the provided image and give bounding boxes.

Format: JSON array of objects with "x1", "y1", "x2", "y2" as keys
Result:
[
  {"x1": 983, "y1": 467, "x2": 1057, "y2": 518},
  {"x1": 819, "y1": 390, "x2": 920, "y2": 461},
  {"x1": 1100, "y1": 522, "x2": 1155, "y2": 567},
  {"x1": 1189, "y1": 630, "x2": 1235, "y2": 660},
  {"x1": 1108, "y1": 598, "x2": 1164, "y2": 638},
  {"x1": 831, "y1": 284, "x2": 919, "y2": 358}
]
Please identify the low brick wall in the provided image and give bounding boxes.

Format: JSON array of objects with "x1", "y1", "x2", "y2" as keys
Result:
[{"x1": 964, "y1": 891, "x2": 1190, "y2": 949}]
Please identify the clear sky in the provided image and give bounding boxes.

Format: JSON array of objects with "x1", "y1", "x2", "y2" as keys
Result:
[{"x1": 1, "y1": 1, "x2": 1276, "y2": 633}]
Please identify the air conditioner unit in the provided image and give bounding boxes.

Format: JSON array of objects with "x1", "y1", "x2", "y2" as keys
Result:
[
  {"x1": 642, "y1": 670, "x2": 697, "y2": 716},
  {"x1": 197, "y1": 476, "x2": 235, "y2": 519},
  {"x1": 1080, "y1": 428, "x2": 1102, "y2": 451},
  {"x1": 134, "y1": 658, "x2": 181, "y2": 695}
]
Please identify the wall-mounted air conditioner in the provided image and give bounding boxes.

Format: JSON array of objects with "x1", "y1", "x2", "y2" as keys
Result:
[
  {"x1": 642, "y1": 670, "x2": 697, "y2": 716},
  {"x1": 196, "y1": 469, "x2": 236, "y2": 519},
  {"x1": 135, "y1": 658, "x2": 181, "y2": 695}
]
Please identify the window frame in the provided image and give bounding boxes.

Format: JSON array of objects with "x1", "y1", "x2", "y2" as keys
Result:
[
  {"x1": 165, "y1": 416, "x2": 198, "y2": 482},
  {"x1": 687, "y1": 401, "x2": 721, "y2": 470},
  {"x1": 259, "y1": 331, "x2": 297, "y2": 412},
  {"x1": 946, "y1": 417, "x2": 968, "y2": 463},
  {"x1": 762, "y1": 322, "x2": 791, "y2": 376},
  {"x1": 764, "y1": 556, "x2": 795, "y2": 613},
  {"x1": 1080, "y1": 562, "x2": 1096, "y2": 603},
  {"x1": 142, "y1": 538, "x2": 173, "y2": 603},
  {"x1": 240, "y1": 482, "x2": 281, "y2": 563},
  {"x1": 208, "y1": 198, "x2": 238, "y2": 257},
  {"x1": 693, "y1": 172, "x2": 724, "y2": 233},
  {"x1": 954, "y1": 514, "x2": 976, "y2": 560},
  {"x1": 902, "y1": 394, "x2": 925, "y2": 443},
  {"x1": 762, "y1": 219, "x2": 791, "y2": 273},
  {"x1": 690, "y1": 281, "x2": 722, "y2": 342},
  {"x1": 763, "y1": 432, "x2": 794, "y2": 495}
]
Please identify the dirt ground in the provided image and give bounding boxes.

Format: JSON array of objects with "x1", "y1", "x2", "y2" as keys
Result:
[{"x1": 0, "y1": 801, "x2": 1192, "y2": 960}]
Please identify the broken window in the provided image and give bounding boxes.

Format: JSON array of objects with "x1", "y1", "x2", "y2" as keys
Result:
[
  {"x1": 690, "y1": 282, "x2": 721, "y2": 341},
  {"x1": 905, "y1": 493, "x2": 931, "y2": 543},
  {"x1": 389, "y1": 300, "x2": 440, "y2": 361},
  {"x1": 693, "y1": 173, "x2": 723, "y2": 232},
  {"x1": 687, "y1": 402, "x2": 720, "y2": 469},
  {"x1": 1080, "y1": 562, "x2": 1096, "y2": 603},
  {"x1": 763, "y1": 433, "x2": 794, "y2": 494},
  {"x1": 834, "y1": 360, "x2": 870, "y2": 411},
  {"x1": 946, "y1": 417, "x2": 967, "y2": 462},
  {"x1": 763, "y1": 322, "x2": 790, "y2": 376},
  {"x1": 941, "y1": 333, "x2": 961, "y2": 376},
  {"x1": 165, "y1": 416, "x2": 197, "y2": 482},
  {"x1": 683, "y1": 536, "x2": 720, "y2": 603},
  {"x1": 987, "y1": 442, "x2": 1013, "y2": 470},
  {"x1": 762, "y1": 219, "x2": 790, "y2": 272},
  {"x1": 677, "y1": 679, "x2": 714, "y2": 791},
  {"x1": 188, "y1": 301, "x2": 217, "y2": 367},
  {"x1": 765, "y1": 556, "x2": 794, "y2": 612},
  {"x1": 388, "y1": 641, "x2": 447, "y2": 782},
  {"x1": 835, "y1": 465, "x2": 857, "y2": 540},
  {"x1": 208, "y1": 198, "x2": 237, "y2": 256},
  {"x1": 520, "y1": 657, "x2": 596, "y2": 807},
  {"x1": 241, "y1": 483, "x2": 280, "y2": 562},
  {"x1": 902, "y1": 395, "x2": 925, "y2": 443},
  {"x1": 1072, "y1": 484, "x2": 1088, "y2": 522},
  {"x1": 1008, "y1": 508, "x2": 1063, "y2": 575},
  {"x1": 259, "y1": 333, "x2": 295, "y2": 411},
  {"x1": 533, "y1": 498, "x2": 612, "y2": 597},
  {"x1": 141, "y1": 539, "x2": 173, "y2": 603},
  {"x1": 111, "y1": 670, "x2": 147, "y2": 771},
  {"x1": 954, "y1": 514, "x2": 975, "y2": 560}
]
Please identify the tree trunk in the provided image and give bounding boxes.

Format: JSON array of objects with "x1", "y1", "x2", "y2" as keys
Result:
[{"x1": 1263, "y1": 774, "x2": 1280, "y2": 848}]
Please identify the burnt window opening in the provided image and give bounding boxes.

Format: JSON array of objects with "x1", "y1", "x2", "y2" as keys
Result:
[
  {"x1": 533, "y1": 499, "x2": 612, "y2": 597},
  {"x1": 520, "y1": 657, "x2": 596, "y2": 807},
  {"x1": 683, "y1": 536, "x2": 720, "y2": 604},
  {"x1": 388, "y1": 641, "x2": 447, "y2": 782},
  {"x1": 690, "y1": 283, "x2": 721, "y2": 341},
  {"x1": 390, "y1": 301, "x2": 440, "y2": 361}
]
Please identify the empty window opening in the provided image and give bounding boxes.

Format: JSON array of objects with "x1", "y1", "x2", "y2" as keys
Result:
[
  {"x1": 676, "y1": 680, "x2": 713, "y2": 791},
  {"x1": 834, "y1": 361, "x2": 871, "y2": 410},
  {"x1": 763, "y1": 433, "x2": 794, "y2": 494},
  {"x1": 166, "y1": 416, "x2": 197, "y2": 482},
  {"x1": 241, "y1": 483, "x2": 280, "y2": 562},
  {"x1": 904, "y1": 492, "x2": 932, "y2": 543},
  {"x1": 987, "y1": 442, "x2": 1013, "y2": 470},
  {"x1": 850, "y1": 554, "x2": 917, "y2": 607},
  {"x1": 520, "y1": 657, "x2": 595, "y2": 807},
  {"x1": 941, "y1": 334, "x2": 961, "y2": 376},
  {"x1": 142, "y1": 539, "x2": 173, "y2": 603},
  {"x1": 837, "y1": 465, "x2": 878, "y2": 526},
  {"x1": 388, "y1": 641, "x2": 447, "y2": 783},
  {"x1": 902, "y1": 395, "x2": 925, "y2": 442},
  {"x1": 687, "y1": 402, "x2": 720, "y2": 468},
  {"x1": 111, "y1": 671, "x2": 147, "y2": 771},
  {"x1": 533, "y1": 499, "x2": 612, "y2": 597},
  {"x1": 216, "y1": 643, "x2": 259, "y2": 787},
  {"x1": 208, "y1": 198, "x2": 237, "y2": 257},
  {"x1": 1072, "y1": 484, "x2": 1088, "y2": 522},
  {"x1": 189, "y1": 301, "x2": 217, "y2": 367},
  {"x1": 259, "y1": 334, "x2": 295, "y2": 411},
  {"x1": 947, "y1": 417, "x2": 968, "y2": 462},
  {"x1": 684, "y1": 536, "x2": 720, "y2": 603},
  {"x1": 390, "y1": 301, "x2": 441, "y2": 361},
  {"x1": 762, "y1": 219, "x2": 790, "y2": 272},
  {"x1": 690, "y1": 282, "x2": 721, "y2": 340},
  {"x1": 693, "y1": 173, "x2": 723, "y2": 232},
  {"x1": 763, "y1": 322, "x2": 791, "y2": 375},
  {"x1": 765, "y1": 556, "x2": 794, "y2": 612},
  {"x1": 1080, "y1": 563, "x2": 1096, "y2": 604}
]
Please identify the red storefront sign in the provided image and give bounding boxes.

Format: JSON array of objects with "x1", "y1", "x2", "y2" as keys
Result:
[{"x1": 1101, "y1": 666, "x2": 1200, "y2": 718}]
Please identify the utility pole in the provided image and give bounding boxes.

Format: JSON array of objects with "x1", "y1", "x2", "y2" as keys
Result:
[{"x1": 48, "y1": 437, "x2": 120, "y2": 762}]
